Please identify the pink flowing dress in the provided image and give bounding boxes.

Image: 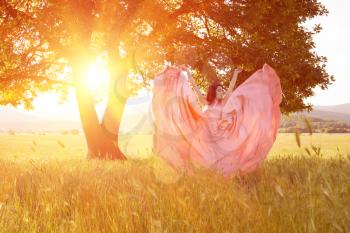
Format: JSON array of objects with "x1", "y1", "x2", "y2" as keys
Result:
[{"x1": 152, "y1": 63, "x2": 282, "y2": 177}]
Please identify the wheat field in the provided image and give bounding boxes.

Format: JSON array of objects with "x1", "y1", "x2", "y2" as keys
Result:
[{"x1": 0, "y1": 133, "x2": 349, "y2": 232}]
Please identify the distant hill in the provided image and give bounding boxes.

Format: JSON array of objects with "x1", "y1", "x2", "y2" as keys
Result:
[
  {"x1": 0, "y1": 105, "x2": 153, "y2": 134},
  {"x1": 314, "y1": 103, "x2": 350, "y2": 115},
  {"x1": 0, "y1": 106, "x2": 81, "y2": 132},
  {"x1": 299, "y1": 103, "x2": 350, "y2": 123},
  {"x1": 281, "y1": 103, "x2": 350, "y2": 133},
  {"x1": 300, "y1": 109, "x2": 350, "y2": 123}
]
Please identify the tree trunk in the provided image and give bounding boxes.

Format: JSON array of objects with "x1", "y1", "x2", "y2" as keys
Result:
[
  {"x1": 71, "y1": 49, "x2": 127, "y2": 160},
  {"x1": 100, "y1": 85, "x2": 128, "y2": 159},
  {"x1": 98, "y1": 44, "x2": 131, "y2": 160},
  {"x1": 74, "y1": 84, "x2": 127, "y2": 160}
]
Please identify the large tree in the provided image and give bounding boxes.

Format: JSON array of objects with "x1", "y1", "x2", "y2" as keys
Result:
[{"x1": 0, "y1": 0, "x2": 334, "y2": 159}]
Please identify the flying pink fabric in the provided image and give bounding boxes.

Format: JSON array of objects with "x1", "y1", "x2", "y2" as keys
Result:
[{"x1": 152, "y1": 63, "x2": 282, "y2": 177}]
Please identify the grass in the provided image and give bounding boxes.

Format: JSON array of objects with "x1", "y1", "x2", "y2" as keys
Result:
[{"x1": 0, "y1": 133, "x2": 350, "y2": 232}]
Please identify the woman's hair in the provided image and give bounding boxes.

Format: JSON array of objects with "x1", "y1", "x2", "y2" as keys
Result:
[{"x1": 206, "y1": 81, "x2": 223, "y2": 105}]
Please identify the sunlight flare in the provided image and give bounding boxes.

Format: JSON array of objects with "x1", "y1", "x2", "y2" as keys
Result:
[{"x1": 84, "y1": 63, "x2": 110, "y2": 95}]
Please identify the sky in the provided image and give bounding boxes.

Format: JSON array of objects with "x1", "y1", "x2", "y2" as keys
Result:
[
  {"x1": 11, "y1": 0, "x2": 350, "y2": 123},
  {"x1": 304, "y1": 0, "x2": 350, "y2": 105}
]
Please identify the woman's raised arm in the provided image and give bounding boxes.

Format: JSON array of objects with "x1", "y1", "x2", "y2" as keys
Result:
[
  {"x1": 179, "y1": 67, "x2": 207, "y2": 107},
  {"x1": 223, "y1": 67, "x2": 242, "y2": 102}
]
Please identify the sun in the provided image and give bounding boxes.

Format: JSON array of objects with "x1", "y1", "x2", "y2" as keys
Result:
[{"x1": 84, "y1": 63, "x2": 110, "y2": 94}]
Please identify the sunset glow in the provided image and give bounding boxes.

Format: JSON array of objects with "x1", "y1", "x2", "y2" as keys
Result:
[{"x1": 84, "y1": 63, "x2": 110, "y2": 95}]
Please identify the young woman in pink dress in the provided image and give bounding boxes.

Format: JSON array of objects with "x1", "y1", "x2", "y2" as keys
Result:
[{"x1": 152, "y1": 62, "x2": 282, "y2": 177}]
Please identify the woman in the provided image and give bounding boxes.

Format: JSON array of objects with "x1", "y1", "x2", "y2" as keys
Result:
[
  {"x1": 183, "y1": 65, "x2": 242, "y2": 107},
  {"x1": 152, "y1": 63, "x2": 282, "y2": 177}
]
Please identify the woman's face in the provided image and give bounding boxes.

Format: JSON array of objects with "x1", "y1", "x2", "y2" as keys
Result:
[{"x1": 216, "y1": 86, "x2": 224, "y2": 100}]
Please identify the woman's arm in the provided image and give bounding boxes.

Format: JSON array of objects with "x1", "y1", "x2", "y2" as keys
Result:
[
  {"x1": 224, "y1": 67, "x2": 242, "y2": 102},
  {"x1": 180, "y1": 68, "x2": 207, "y2": 107}
]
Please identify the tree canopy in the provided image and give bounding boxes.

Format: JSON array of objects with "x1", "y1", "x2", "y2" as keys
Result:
[{"x1": 0, "y1": 0, "x2": 334, "y2": 114}]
